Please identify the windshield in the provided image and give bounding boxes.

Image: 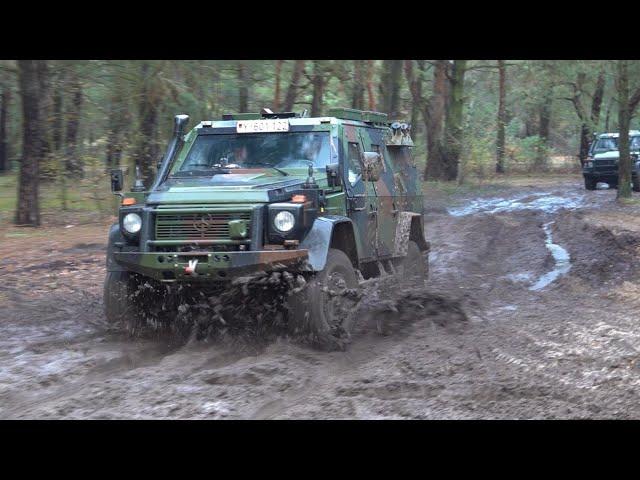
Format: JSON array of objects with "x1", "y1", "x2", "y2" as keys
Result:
[
  {"x1": 173, "y1": 132, "x2": 331, "y2": 175},
  {"x1": 593, "y1": 136, "x2": 640, "y2": 153},
  {"x1": 594, "y1": 138, "x2": 618, "y2": 152}
]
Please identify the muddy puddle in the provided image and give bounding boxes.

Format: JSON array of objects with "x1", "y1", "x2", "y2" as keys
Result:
[
  {"x1": 448, "y1": 191, "x2": 584, "y2": 217},
  {"x1": 529, "y1": 221, "x2": 571, "y2": 290}
]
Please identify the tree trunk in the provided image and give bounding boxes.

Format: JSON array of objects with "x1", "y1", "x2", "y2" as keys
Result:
[
  {"x1": 380, "y1": 60, "x2": 402, "y2": 118},
  {"x1": 605, "y1": 99, "x2": 613, "y2": 131},
  {"x1": 591, "y1": 69, "x2": 605, "y2": 126},
  {"x1": 351, "y1": 60, "x2": 365, "y2": 110},
  {"x1": 0, "y1": 86, "x2": 9, "y2": 172},
  {"x1": 366, "y1": 60, "x2": 376, "y2": 111},
  {"x1": 65, "y1": 71, "x2": 83, "y2": 177},
  {"x1": 15, "y1": 60, "x2": 46, "y2": 226},
  {"x1": 283, "y1": 60, "x2": 305, "y2": 112},
  {"x1": 496, "y1": 60, "x2": 506, "y2": 174},
  {"x1": 237, "y1": 61, "x2": 249, "y2": 112},
  {"x1": 51, "y1": 71, "x2": 64, "y2": 153},
  {"x1": 577, "y1": 69, "x2": 606, "y2": 165},
  {"x1": 535, "y1": 91, "x2": 552, "y2": 171},
  {"x1": 37, "y1": 61, "x2": 52, "y2": 170},
  {"x1": 403, "y1": 60, "x2": 423, "y2": 137},
  {"x1": 273, "y1": 60, "x2": 283, "y2": 111},
  {"x1": 441, "y1": 60, "x2": 467, "y2": 181},
  {"x1": 424, "y1": 61, "x2": 450, "y2": 180},
  {"x1": 310, "y1": 61, "x2": 325, "y2": 117},
  {"x1": 136, "y1": 62, "x2": 160, "y2": 187},
  {"x1": 617, "y1": 60, "x2": 632, "y2": 200}
]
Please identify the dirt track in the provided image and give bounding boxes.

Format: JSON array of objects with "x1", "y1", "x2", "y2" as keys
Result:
[{"x1": 3, "y1": 175, "x2": 640, "y2": 419}]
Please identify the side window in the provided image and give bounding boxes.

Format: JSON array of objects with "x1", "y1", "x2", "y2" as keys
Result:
[{"x1": 347, "y1": 142, "x2": 362, "y2": 186}]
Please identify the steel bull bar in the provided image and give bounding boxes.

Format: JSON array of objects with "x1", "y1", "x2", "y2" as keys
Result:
[{"x1": 113, "y1": 248, "x2": 309, "y2": 282}]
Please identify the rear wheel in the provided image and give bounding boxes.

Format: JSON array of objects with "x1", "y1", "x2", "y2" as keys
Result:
[
  {"x1": 288, "y1": 249, "x2": 360, "y2": 350},
  {"x1": 584, "y1": 176, "x2": 597, "y2": 190}
]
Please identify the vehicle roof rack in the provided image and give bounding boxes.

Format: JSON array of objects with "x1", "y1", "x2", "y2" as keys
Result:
[
  {"x1": 260, "y1": 111, "x2": 297, "y2": 119},
  {"x1": 221, "y1": 110, "x2": 301, "y2": 120},
  {"x1": 326, "y1": 107, "x2": 388, "y2": 125}
]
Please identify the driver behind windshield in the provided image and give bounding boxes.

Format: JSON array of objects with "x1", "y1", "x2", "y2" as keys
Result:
[{"x1": 174, "y1": 132, "x2": 330, "y2": 175}]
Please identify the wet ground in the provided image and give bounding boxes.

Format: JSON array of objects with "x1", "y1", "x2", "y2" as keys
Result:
[{"x1": 3, "y1": 175, "x2": 640, "y2": 419}]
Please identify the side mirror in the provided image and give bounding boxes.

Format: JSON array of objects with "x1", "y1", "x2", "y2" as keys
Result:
[
  {"x1": 110, "y1": 168, "x2": 124, "y2": 192},
  {"x1": 362, "y1": 152, "x2": 383, "y2": 182},
  {"x1": 325, "y1": 163, "x2": 342, "y2": 187}
]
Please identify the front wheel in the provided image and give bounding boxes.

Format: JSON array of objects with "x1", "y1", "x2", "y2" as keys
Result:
[
  {"x1": 633, "y1": 176, "x2": 640, "y2": 192},
  {"x1": 584, "y1": 176, "x2": 597, "y2": 190},
  {"x1": 287, "y1": 249, "x2": 360, "y2": 350},
  {"x1": 103, "y1": 270, "x2": 142, "y2": 330}
]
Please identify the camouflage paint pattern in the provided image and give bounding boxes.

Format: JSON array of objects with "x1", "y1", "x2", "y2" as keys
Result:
[{"x1": 107, "y1": 110, "x2": 426, "y2": 283}]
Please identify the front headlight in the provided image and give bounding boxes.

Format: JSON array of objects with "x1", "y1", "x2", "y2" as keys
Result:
[
  {"x1": 122, "y1": 213, "x2": 142, "y2": 234},
  {"x1": 273, "y1": 211, "x2": 295, "y2": 232},
  {"x1": 585, "y1": 161, "x2": 593, "y2": 168}
]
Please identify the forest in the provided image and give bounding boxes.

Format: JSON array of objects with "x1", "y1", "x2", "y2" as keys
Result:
[{"x1": 1, "y1": 60, "x2": 640, "y2": 227}]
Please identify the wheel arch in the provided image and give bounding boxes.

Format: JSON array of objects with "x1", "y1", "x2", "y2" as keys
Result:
[
  {"x1": 106, "y1": 222, "x2": 127, "y2": 272},
  {"x1": 300, "y1": 216, "x2": 359, "y2": 271},
  {"x1": 394, "y1": 212, "x2": 430, "y2": 257}
]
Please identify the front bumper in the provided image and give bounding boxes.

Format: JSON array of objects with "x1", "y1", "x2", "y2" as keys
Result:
[{"x1": 113, "y1": 248, "x2": 310, "y2": 282}]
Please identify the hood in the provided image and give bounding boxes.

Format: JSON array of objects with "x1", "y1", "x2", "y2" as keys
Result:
[
  {"x1": 594, "y1": 151, "x2": 619, "y2": 161},
  {"x1": 146, "y1": 171, "x2": 307, "y2": 204}
]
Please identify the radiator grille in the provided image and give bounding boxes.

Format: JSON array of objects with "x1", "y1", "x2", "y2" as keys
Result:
[{"x1": 155, "y1": 211, "x2": 252, "y2": 241}]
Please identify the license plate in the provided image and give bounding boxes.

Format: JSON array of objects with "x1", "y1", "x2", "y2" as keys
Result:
[{"x1": 236, "y1": 119, "x2": 289, "y2": 133}]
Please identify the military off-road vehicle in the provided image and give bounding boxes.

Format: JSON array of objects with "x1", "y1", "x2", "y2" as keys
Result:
[
  {"x1": 583, "y1": 131, "x2": 640, "y2": 190},
  {"x1": 105, "y1": 108, "x2": 429, "y2": 346}
]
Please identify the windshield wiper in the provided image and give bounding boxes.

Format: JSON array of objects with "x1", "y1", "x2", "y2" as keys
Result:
[
  {"x1": 249, "y1": 162, "x2": 289, "y2": 176},
  {"x1": 171, "y1": 167, "x2": 231, "y2": 177}
]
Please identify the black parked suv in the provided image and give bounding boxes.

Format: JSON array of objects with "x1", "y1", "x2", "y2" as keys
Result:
[{"x1": 583, "y1": 131, "x2": 640, "y2": 190}]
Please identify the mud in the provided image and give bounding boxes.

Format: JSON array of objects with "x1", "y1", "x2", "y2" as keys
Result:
[{"x1": 3, "y1": 177, "x2": 640, "y2": 418}]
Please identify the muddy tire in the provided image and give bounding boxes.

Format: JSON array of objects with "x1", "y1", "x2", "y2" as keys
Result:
[
  {"x1": 103, "y1": 271, "x2": 144, "y2": 332},
  {"x1": 633, "y1": 177, "x2": 640, "y2": 192},
  {"x1": 288, "y1": 249, "x2": 360, "y2": 350},
  {"x1": 584, "y1": 176, "x2": 597, "y2": 191},
  {"x1": 395, "y1": 241, "x2": 428, "y2": 284}
]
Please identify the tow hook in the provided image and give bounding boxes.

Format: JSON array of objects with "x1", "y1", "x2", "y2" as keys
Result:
[{"x1": 185, "y1": 259, "x2": 199, "y2": 275}]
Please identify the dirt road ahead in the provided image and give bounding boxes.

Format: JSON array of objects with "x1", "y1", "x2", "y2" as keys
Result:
[{"x1": 2, "y1": 176, "x2": 640, "y2": 419}]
